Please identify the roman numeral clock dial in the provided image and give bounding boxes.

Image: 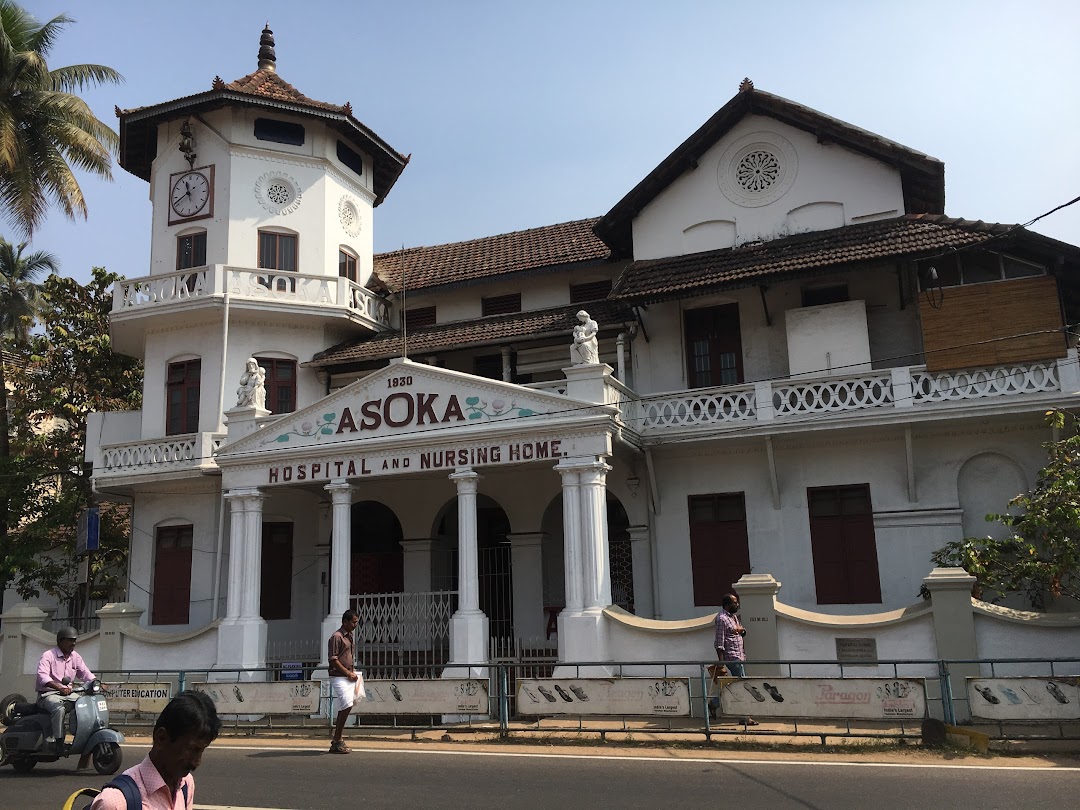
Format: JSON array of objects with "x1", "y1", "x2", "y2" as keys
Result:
[{"x1": 168, "y1": 166, "x2": 214, "y2": 223}]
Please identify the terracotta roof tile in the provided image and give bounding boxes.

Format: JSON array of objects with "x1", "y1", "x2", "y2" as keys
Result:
[
  {"x1": 610, "y1": 215, "x2": 1040, "y2": 302},
  {"x1": 307, "y1": 300, "x2": 634, "y2": 368},
  {"x1": 373, "y1": 219, "x2": 610, "y2": 293},
  {"x1": 223, "y1": 69, "x2": 344, "y2": 113}
]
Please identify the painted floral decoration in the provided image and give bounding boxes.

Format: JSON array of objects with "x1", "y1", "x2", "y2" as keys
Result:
[
  {"x1": 265, "y1": 412, "x2": 337, "y2": 444},
  {"x1": 464, "y1": 396, "x2": 535, "y2": 420}
]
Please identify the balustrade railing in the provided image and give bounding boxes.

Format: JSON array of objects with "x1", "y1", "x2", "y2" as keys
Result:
[
  {"x1": 638, "y1": 354, "x2": 1073, "y2": 433},
  {"x1": 112, "y1": 264, "x2": 391, "y2": 328},
  {"x1": 98, "y1": 432, "x2": 225, "y2": 476}
]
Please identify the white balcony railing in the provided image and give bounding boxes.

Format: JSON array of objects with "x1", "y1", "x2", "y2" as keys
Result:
[
  {"x1": 97, "y1": 432, "x2": 225, "y2": 477},
  {"x1": 112, "y1": 265, "x2": 392, "y2": 329},
  {"x1": 639, "y1": 353, "x2": 1075, "y2": 433}
]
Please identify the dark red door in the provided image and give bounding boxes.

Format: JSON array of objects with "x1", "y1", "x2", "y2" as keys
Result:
[
  {"x1": 152, "y1": 526, "x2": 193, "y2": 625},
  {"x1": 688, "y1": 494, "x2": 751, "y2": 606},
  {"x1": 685, "y1": 305, "x2": 743, "y2": 388},
  {"x1": 260, "y1": 522, "x2": 294, "y2": 620},
  {"x1": 808, "y1": 485, "x2": 882, "y2": 604}
]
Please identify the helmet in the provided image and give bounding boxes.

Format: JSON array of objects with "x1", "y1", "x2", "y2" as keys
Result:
[{"x1": 56, "y1": 626, "x2": 78, "y2": 642}]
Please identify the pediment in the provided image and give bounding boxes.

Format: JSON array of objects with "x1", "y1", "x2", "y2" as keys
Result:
[{"x1": 219, "y1": 358, "x2": 595, "y2": 456}]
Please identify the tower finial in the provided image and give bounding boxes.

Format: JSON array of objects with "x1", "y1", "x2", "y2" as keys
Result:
[{"x1": 257, "y1": 24, "x2": 276, "y2": 72}]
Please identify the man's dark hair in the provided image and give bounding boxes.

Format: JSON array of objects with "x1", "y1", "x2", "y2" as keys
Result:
[
  {"x1": 721, "y1": 594, "x2": 739, "y2": 609},
  {"x1": 342, "y1": 609, "x2": 359, "y2": 624},
  {"x1": 155, "y1": 690, "x2": 222, "y2": 742}
]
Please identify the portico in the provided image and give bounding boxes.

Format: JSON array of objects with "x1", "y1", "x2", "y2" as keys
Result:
[{"x1": 213, "y1": 358, "x2": 637, "y2": 672}]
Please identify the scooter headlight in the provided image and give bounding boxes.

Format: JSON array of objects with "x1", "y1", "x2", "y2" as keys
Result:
[{"x1": 88, "y1": 679, "x2": 101, "y2": 695}]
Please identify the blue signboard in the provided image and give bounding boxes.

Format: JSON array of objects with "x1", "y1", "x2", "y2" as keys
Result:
[{"x1": 77, "y1": 506, "x2": 100, "y2": 554}]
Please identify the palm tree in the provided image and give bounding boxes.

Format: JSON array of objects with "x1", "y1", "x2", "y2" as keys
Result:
[
  {"x1": 0, "y1": 236, "x2": 54, "y2": 599},
  {"x1": 0, "y1": 2, "x2": 122, "y2": 237}
]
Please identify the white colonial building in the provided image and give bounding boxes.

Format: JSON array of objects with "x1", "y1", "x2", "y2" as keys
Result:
[{"x1": 76, "y1": 31, "x2": 1080, "y2": 674}]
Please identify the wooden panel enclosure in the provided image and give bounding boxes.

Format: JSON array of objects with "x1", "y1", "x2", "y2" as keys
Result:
[{"x1": 918, "y1": 276, "x2": 1065, "y2": 372}]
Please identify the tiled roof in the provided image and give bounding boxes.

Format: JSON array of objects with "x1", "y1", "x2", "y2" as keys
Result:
[
  {"x1": 372, "y1": 219, "x2": 610, "y2": 294},
  {"x1": 307, "y1": 300, "x2": 634, "y2": 368},
  {"x1": 610, "y1": 215, "x2": 1067, "y2": 302},
  {"x1": 221, "y1": 69, "x2": 345, "y2": 113},
  {"x1": 594, "y1": 85, "x2": 946, "y2": 258}
]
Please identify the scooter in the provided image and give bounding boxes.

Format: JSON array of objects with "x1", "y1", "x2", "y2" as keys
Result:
[{"x1": 0, "y1": 678, "x2": 124, "y2": 774}]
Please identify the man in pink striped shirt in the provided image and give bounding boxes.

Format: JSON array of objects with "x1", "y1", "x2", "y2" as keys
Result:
[{"x1": 90, "y1": 691, "x2": 220, "y2": 810}]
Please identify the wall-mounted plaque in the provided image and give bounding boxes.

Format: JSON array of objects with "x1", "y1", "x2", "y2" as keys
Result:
[{"x1": 835, "y1": 637, "x2": 878, "y2": 663}]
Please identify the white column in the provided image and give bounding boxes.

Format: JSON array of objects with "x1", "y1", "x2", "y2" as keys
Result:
[
  {"x1": 501, "y1": 346, "x2": 512, "y2": 382},
  {"x1": 446, "y1": 468, "x2": 488, "y2": 673},
  {"x1": 579, "y1": 460, "x2": 613, "y2": 612},
  {"x1": 239, "y1": 490, "x2": 265, "y2": 620},
  {"x1": 215, "y1": 487, "x2": 268, "y2": 673},
  {"x1": 507, "y1": 532, "x2": 546, "y2": 640},
  {"x1": 451, "y1": 468, "x2": 482, "y2": 613},
  {"x1": 223, "y1": 490, "x2": 247, "y2": 620},
  {"x1": 325, "y1": 480, "x2": 354, "y2": 621},
  {"x1": 400, "y1": 539, "x2": 436, "y2": 593},
  {"x1": 627, "y1": 525, "x2": 654, "y2": 618},
  {"x1": 556, "y1": 461, "x2": 584, "y2": 616},
  {"x1": 553, "y1": 458, "x2": 613, "y2": 672}
]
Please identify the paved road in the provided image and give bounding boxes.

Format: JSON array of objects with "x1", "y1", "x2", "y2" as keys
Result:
[{"x1": 3, "y1": 741, "x2": 1079, "y2": 809}]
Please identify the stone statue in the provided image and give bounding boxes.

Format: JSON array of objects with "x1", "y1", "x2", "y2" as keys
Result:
[
  {"x1": 571, "y1": 310, "x2": 600, "y2": 365},
  {"x1": 236, "y1": 357, "x2": 266, "y2": 409}
]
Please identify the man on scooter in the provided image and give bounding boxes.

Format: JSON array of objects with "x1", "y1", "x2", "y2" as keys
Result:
[{"x1": 36, "y1": 626, "x2": 95, "y2": 752}]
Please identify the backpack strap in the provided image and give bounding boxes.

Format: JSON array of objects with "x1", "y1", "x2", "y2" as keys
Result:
[
  {"x1": 61, "y1": 787, "x2": 100, "y2": 810},
  {"x1": 182, "y1": 781, "x2": 190, "y2": 807},
  {"x1": 103, "y1": 774, "x2": 141, "y2": 810}
]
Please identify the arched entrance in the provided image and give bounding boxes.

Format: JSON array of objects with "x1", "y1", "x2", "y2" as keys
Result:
[
  {"x1": 350, "y1": 501, "x2": 404, "y2": 594},
  {"x1": 433, "y1": 496, "x2": 513, "y2": 639},
  {"x1": 541, "y1": 492, "x2": 635, "y2": 614}
]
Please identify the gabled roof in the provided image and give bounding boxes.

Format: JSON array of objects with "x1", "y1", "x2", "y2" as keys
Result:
[
  {"x1": 594, "y1": 82, "x2": 946, "y2": 258},
  {"x1": 610, "y1": 214, "x2": 1080, "y2": 304},
  {"x1": 117, "y1": 29, "x2": 408, "y2": 205},
  {"x1": 372, "y1": 218, "x2": 611, "y2": 294},
  {"x1": 307, "y1": 300, "x2": 634, "y2": 369}
]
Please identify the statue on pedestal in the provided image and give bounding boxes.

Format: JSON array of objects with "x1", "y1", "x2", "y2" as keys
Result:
[
  {"x1": 571, "y1": 310, "x2": 600, "y2": 365},
  {"x1": 236, "y1": 357, "x2": 266, "y2": 409}
]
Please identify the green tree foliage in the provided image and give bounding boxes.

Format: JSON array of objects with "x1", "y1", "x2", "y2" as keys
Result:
[
  {"x1": 2, "y1": 267, "x2": 141, "y2": 603},
  {"x1": 930, "y1": 410, "x2": 1080, "y2": 609},
  {"x1": 0, "y1": 1, "x2": 122, "y2": 236}
]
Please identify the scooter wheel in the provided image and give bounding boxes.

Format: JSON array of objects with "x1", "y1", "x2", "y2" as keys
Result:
[
  {"x1": 92, "y1": 742, "x2": 122, "y2": 775},
  {"x1": 1, "y1": 693, "x2": 27, "y2": 726},
  {"x1": 11, "y1": 756, "x2": 36, "y2": 773}
]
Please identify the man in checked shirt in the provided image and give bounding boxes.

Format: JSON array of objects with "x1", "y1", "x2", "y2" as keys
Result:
[{"x1": 714, "y1": 593, "x2": 757, "y2": 725}]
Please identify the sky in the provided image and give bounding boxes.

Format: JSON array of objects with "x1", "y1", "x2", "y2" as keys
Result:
[{"x1": 20, "y1": 0, "x2": 1080, "y2": 285}]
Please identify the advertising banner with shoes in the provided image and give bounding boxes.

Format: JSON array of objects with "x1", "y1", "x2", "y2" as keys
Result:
[
  {"x1": 352, "y1": 679, "x2": 488, "y2": 715},
  {"x1": 516, "y1": 678, "x2": 691, "y2": 716},
  {"x1": 192, "y1": 681, "x2": 321, "y2": 715},
  {"x1": 719, "y1": 678, "x2": 926, "y2": 719},
  {"x1": 967, "y1": 677, "x2": 1080, "y2": 721},
  {"x1": 103, "y1": 683, "x2": 172, "y2": 713}
]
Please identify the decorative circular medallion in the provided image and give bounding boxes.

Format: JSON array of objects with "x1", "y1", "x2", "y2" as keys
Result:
[
  {"x1": 717, "y1": 132, "x2": 798, "y2": 207},
  {"x1": 338, "y1": 195, "x2": 362, "y2": 237},
  {"x1": 254, "y1": 172, "x2": 302, "y2": 215}
]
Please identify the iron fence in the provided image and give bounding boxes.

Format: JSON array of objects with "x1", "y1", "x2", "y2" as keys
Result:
[{"x1": 83, "y1": 657, "x2": 1080, "y2": 743}]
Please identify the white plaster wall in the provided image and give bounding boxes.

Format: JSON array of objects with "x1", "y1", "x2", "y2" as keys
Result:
[
  {"x1": 973, "y1": 615, "x2": 1080, "y2": 676},
  {"x1": 121, "y1": 629, "x2": 219, "y2": 673},
  {"x1": 632, "y1": 115, "x2": 905, "y2": 260},
  {"x1": 649, "y1": 417, "x2": 1051, "y2": 619},
  {"x1": 629, "y1": 266, "x2": 911, "y2": 396},
  {"x1": 785, "y1": 300, "x2": 871, "y2": 377},
  {"x1": 147, "y1": 109, "x2": 375, "y2": 283},
  {"x1": 606, "y1": 621, "x2": 715, "y2": 665},
  {"x1": 777, "y1": 614, "x2": 939, "y2": 677},
  {"x1": 140, "y1": 320, "x2": 329, "y2": 438},
  {"x1": 127, "y1": 490, "x2": 221, "y2": 630},
  {"x1": 85, "y1": 411, "x2": 142, "y2": 460}
]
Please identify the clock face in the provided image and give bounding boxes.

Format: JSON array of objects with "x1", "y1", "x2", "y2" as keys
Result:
[{"x1": 170, "y1": 170, "x2": 211, "y2": 218}]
